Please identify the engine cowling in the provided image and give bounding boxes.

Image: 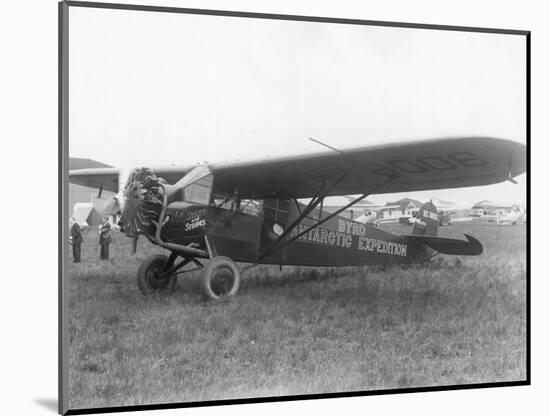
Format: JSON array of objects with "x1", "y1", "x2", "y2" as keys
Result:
[{"x1": 119, "y1": 165, "x2": 212, "y2": 254}]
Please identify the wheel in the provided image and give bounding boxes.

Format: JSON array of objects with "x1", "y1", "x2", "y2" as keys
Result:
[
  {"x1": 201, "y1": 256, "x2": 240, "y2": 300},
  {"x1": 137, "y1": 254, "x2": 177, "y2": 295}
]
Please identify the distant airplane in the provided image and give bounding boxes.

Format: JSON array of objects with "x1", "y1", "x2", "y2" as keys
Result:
[
  {"x1": 497, "y1": 209, "x2": 525, "y2": 225},
  {"x1": 69, "y1": 136, "x2": 525, "y2": 300},
  {"x1": 355, "y1": 210, "x2": 379, "y2": 226}
]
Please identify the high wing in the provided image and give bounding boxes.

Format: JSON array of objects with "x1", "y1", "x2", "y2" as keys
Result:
[
  {"x1": 68, "y1": 165, "x2": 197, "y2": 193},
  {"x1": 212, "y1": 136, "x2": 526, "y2": 198},
  {"x1": 69, "y1": 136, "x2": 525, "y2": 198},
  {"x1": 68, "y1": 167, "x2": 120, "y2": 193}
]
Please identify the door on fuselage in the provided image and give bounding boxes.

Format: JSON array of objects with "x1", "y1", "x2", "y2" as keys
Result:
[{"x1": 206, "y1": 192, "x2": 264, "y2": 262}]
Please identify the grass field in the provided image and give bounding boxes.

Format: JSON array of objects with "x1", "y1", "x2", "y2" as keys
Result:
[{"x1": 67, "y1": 221, "x2": 527, "y2": 409}]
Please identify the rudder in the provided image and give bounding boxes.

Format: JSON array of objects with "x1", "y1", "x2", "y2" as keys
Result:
[{"x1": 412, "y1": 201, "x2": 439, "y2": 236}]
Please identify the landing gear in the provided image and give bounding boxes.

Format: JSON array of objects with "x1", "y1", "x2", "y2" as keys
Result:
[
  {"x1": 136, "y1": 253, "x2": 241, "y2": 300},
  {"x1": 200, "y1": 256, "x2": 241, "y2": 300},
  {"x1": 137, "y1": 254, "x2": 178, "y2": 294}
]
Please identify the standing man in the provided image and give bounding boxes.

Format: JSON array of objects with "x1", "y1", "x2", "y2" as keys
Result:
[
  {"x1": 70, "y1": 217, "x2": 83, "y2": 263},
  {"x1": 99, "y1": 217, "x2": 112, "y2": 260}
]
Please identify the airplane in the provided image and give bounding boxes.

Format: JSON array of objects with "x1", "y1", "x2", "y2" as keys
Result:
[
  {"x1": 437, "y1": 211, "x2": 454, "y2": 226},
  {"x1": 69, "y1": 136, "x2": 526, "y2": 300},
  {"x1": 497, "y1": 208, "x2": 525, "y2": 225},
  {"x1": 355, "y1": 210, "x2": 380, "y2": 226}
]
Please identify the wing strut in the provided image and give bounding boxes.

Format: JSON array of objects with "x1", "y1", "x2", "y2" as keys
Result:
[
  {"x1": 258, "y1": 164, "x2": 357, "y2": 260},
  {"x1": 258, "y1": 173, "x2": 398, "y2": 261}
]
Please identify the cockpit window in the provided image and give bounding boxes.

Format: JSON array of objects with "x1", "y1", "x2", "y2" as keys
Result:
[
  {"x1": 212, "y1": 192, "x2": 237, "y2": 210},
  {"x1": 177, "y1": 165, "x2": 213, "y2": 205},
  {"x1": 183, "y1": 175, "x2": 213, "y2": 205},
  {"x1": 210, "y1": 190, "x2": 263, "y2": 217}
]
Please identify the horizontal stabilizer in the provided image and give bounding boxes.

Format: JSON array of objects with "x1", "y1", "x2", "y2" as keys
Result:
[{"x1": 403, "y1": 233, "x2": 483, "y2": 256}]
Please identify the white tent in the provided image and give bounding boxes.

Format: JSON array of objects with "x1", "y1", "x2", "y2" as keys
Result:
[{"x1": 72, "y1": 203, "x2": 103, "y2": 227}]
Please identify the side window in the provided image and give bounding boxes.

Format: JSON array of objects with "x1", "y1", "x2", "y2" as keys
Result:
[
  {"x1": 240, "y1": 199, "x2": 263, "y2": 216},
  {"x1": 264, "y1": 199, "x2": 289, "y2": 223}
]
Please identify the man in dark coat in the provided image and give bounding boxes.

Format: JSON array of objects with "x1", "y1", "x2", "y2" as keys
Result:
[
  {"x1": 99, "y1": 218, "x2": 112, "y2": 260},
  {"x1": 70, "y1": 217, "x2": 83, "y2": 263}
]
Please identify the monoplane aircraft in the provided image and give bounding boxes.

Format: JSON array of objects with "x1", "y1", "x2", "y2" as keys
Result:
[
  {"x1": 69, "y1": 136, "x2": 526, "y2": 300},
  {"x1": 497, "y1": 209, "x2": 525, "y2": 225}
]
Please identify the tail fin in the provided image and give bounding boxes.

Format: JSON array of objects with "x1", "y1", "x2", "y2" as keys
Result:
[{"x1": 412, "y1": 201, "x2": 439, "y2": 236}]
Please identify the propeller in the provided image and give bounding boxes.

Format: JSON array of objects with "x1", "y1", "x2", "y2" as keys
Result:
[
  {"x1": 131, "y1": 233, "x2": 139, "y2": 255},
  {"x1": 120, "y1": 167, "x2": 165, "y2": 254}
]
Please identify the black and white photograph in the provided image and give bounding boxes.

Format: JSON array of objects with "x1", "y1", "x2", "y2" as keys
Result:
[{"x1": 59, "y1": 1, "x2": 528, "y2": 414}]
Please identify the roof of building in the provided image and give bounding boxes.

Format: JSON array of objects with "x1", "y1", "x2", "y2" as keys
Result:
[
  {"x1": 472, "y1": 200, "x2": 514, "y2": 209},
  {"x1": 323, "y1": 196, "x2": 377, "y2": 206},
  {"x1": 384, "y1": 198, "x2": 423, "y2": 211}
]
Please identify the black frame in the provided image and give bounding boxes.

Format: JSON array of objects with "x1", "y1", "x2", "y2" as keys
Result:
[{"x1": 59, "y1": 1, "x2": 531, "y2": 414}]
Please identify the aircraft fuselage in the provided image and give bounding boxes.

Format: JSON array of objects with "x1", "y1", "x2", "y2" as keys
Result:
[{"x1": 157, "y1": 200, "x2": 433, "y2": 267}]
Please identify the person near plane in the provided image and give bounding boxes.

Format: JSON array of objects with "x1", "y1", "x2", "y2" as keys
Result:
[
  {"x1": 99, "y1": 218, "x2": 112, "y2": 260},
  {"x1": 70, "y1": 217, "x2": 83, "y2": 263}
]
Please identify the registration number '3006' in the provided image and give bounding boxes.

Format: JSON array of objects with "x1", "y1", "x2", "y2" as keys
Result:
[{"x1": 360, "y1": 152, "x2": 489, "y2": 176}]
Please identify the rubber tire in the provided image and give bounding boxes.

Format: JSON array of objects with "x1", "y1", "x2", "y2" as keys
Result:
[
  {"x1": 201, "y1": 256, "x2": 240, "y2": 300},
  {"x1": 137, "y1": 254, "x2": 177, "y2": 295}
]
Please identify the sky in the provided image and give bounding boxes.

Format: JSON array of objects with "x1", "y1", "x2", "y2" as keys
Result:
[{"x1": 69, "y1": 7, "x2": 527, "y2": 206}]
